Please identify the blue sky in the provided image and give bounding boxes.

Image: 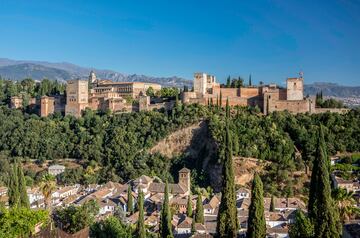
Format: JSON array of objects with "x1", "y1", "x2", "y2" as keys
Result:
[{"x1": 1, "y1": 0, "x2": 360, "y2": 85}]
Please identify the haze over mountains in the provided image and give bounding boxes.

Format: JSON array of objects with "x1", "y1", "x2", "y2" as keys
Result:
[
  {"x1": 0, "y1": 58, "x2": 359, "y2": 97},
  {"x1": 0, "y1": 58, "x2": 192, "y2": 88}
]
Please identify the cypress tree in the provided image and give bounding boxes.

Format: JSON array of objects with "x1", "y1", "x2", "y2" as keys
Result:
[
  {"x1": 136, "y1": 188, "x2": 146, "y2": 238},
  {"x1": 195, "y1": 193, "x2": 204, "y2": 224},
  {"x1": 288, "y1": 210, "x2": 314, "y2": 238},
  {"x1": 17, "y1": 163, "x2": 30, "y2": 208},
  {"x1": 8, "y1": 164, "x2": 20, "y2": 208},
  {"x1": 308, "y1": 125, "x2": 341, "y2": 237},
  {"x1": 249, "y1": 74, "x2": 252, "y2": 86},
  {"x1": 191, "y1": 214, "x2": 196, "y2": 234},
  {"x1": 186, "y1": 195, "x2": 193, "y2": 218},
  {"x1": 247, "y1": 173, "x2": 266, "y2": 238},
  {"x1": 216, "y1": 120, "x2": 238, "y2": 237},
  {"x1": 226, "y1": 76, "x2": 231, "y2": 88},
  {"x1": 226, "y1": 98, "x2": 230, "y2": 118},
  {"x1": 219, "y1": 91, "x2": 222, "y2": 107},
  {"x1": 160, "y1": 181, "x2": 173, "y2": 238},
  {"x1": 127, "y1": 185, "x2": 133, "y2": 214},
  {"x1": 270, "y1": 195, "x2": 275, "y2": 212}
]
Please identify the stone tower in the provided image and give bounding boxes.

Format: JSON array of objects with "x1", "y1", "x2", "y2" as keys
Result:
[
  {"x1": 89, "y1": 71, "x2": 97, "y2": 85},
  {"x1": 65, "y1": 79, "x2": 89, "y2": 118},
  {"x1": 286, "y1": 74, "x2": 304, "y2": 100},
  {"x1": 178, "y1": 168, "x2": 191, "y2": 192}
]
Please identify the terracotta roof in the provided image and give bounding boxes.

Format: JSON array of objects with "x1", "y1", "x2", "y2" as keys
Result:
[
  {"x1": 236, "y1": 187, "x2": 250, "y2": 194},
  {"x1": 179, "y1": 167, "x2": 191, "y2": 173},
  {"x1": 91, "y1": 188, "x2": 113, "y2": 199},
  {"x1": 134, "y1": 175, "x2": 153, "y2": 185},
  {"x1": 127, "y1": 211, "x2": 140, "y2": 224},
  {"x1": 170, "y1": 196, "x2": 188, "y2": 206},
  {"x1": 55, "y1": 186, "x2": 77, "y2": 195},
  {"x1": 204, "y1": 196, "x2": 220, "y2": 210},
  {"x1": 148, "y1": 183, "x2": 187, "y2": 194},
  {"x1": 177, "y1": 217, "x2": 192, "y2": 228},
  {"x1": 149, "y1": 193, "x2": 164, "y2": 203},
  {"x1": 266, "y1": 212, "x2": 287, "y2": 221}
]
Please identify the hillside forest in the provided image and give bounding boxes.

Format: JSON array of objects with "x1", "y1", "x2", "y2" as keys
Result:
[{"x1": 0, "y1": 99, "x2": 359, "y2": 197}]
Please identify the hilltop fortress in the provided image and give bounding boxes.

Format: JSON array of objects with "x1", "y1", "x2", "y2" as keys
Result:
[
  {"x1": 10, "y1": 71, "x2": 348, "y2": 117},
  {"x1": 182, "y1": 72, "x2": 348, "y2": 115}
]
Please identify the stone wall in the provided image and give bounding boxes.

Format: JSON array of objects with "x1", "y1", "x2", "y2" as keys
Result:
[
  {"x1": 267, "y1": 99, "x2": 313, "y2": 114},
  {"x1": 239, "y1": 87, "x2": 261, "y2": 98}
]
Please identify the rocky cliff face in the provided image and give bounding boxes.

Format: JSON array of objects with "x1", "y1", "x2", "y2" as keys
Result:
[{"x1": 149, "y1": 121, "x2": 266, "y2": 192}]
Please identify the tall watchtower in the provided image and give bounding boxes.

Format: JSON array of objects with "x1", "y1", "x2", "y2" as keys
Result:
[
  {"x1": 178, "y1": 167, "x2": 191, "y2": 192},
  {"x1": 286, "y1": 72, "x2": 304, "y2": 100},
  {"x1": 89, "y1": 71, "x2": 97, "y2": 85}
]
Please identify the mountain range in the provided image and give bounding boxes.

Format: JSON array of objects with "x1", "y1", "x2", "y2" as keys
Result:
[
  {"x1": 0, "y1": 58, "x2": 192, "y2": 88},
  {"x1": 0, "y1": 58, "x2": 359, "y2": 97}
]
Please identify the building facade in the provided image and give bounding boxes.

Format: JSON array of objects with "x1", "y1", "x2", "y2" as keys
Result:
[
  {"x1": 65, "y1": 79, "x2": 89, "y2": 117},
  {"x1": 183, "y1": 72, "x2": 320, "y2": 115}
]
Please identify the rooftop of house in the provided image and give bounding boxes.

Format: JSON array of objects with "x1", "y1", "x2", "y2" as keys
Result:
[{"x1": 148, "y1": 183, "x2": 187, "y2": 195}]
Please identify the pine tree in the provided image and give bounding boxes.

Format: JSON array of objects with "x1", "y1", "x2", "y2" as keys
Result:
[
  {"x1": 17, "y1": 163, "x2": 30, "y2": 208},
  {"x1": 216, "y1": 120, "x2": 238, "y2": 237},
  {"x1": 186, "y1": 195, "x2": 193, "y2": 218},
  {"x1": 160, "y1": 181, "x2": 173, "y2": 238},
  {"x1": 127, "y1": 185, "x2": 133, "y2": 214},
  {"x1": 8, "y1": 164, "x2": 20, "y2": 208},
  {"x1": 195, "y1": 193, "x2": 204, "y2": 224},
  {"x1": 136, "y1": 188, "x2": 146, "y2": 238},
  {"x1": 270, "y1": 195, "x2": 275, "y2": 212},
  {"x1": 308, "y1": 125, "x2": 341, "y2": 237},
  {"x1": 247, "y1": 173, "x2": 266, "y2": 238}
]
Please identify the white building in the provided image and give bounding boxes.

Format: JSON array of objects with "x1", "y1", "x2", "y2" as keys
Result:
[{"x1": 48, "y1": 164, "x2": 65, "y2": 176}]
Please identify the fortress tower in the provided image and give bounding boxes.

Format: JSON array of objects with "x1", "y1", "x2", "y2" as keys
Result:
[
  {"x1": 193, "y1": 73, "x2": 217, "y2": 96},
  {"x1": 286, "y1": 73, "x2": 304, "y2": 100},
  {"x1": 89, "y1": 71, "x2": 97, "y2": 85},
  {"x1": 65, "y1": 79, "x2": 89, "y2": 117},
  {"x1": 178, "y1": 167, "x2": 191, "y2": 192}
]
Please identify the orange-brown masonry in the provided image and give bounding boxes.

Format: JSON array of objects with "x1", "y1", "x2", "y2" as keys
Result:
[{"x1": 182, "y1": 72, "x2": 319, "y2": 115}]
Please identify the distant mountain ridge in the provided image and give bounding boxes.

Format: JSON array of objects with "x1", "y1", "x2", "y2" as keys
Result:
[
  {"x1": 0, "y1": 58, "x2": 192, "y2": 88},
  {"x1": 1, "y1": 58, "x2": 359, "y2": 96},
  {"x1": 304, "y1": 82, "x2": 360, "y2": 97}
]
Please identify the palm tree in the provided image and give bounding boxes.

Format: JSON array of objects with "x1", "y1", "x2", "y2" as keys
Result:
[
  {"x1": 39, "y1": 174, "x2": 56, "y2": 209},
  {"x1": 332, "y1": 188, "x2": 360, "y2": 222}
]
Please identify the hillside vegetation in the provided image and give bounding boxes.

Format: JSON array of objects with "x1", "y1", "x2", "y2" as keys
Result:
[{"x1": 0, "y1": 103, "x2": 359, "y2": 197}]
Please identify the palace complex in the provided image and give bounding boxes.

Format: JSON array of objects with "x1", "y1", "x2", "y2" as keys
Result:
[
  {"x1": 182, "y1": 72, "x2": 349, "y2": 115},
  {"x1": 183, "y1": 72, "x2": 313, "y2": 114},
  {"x1": 10, "y1": 71, "x2": 348, "y2": 117}
]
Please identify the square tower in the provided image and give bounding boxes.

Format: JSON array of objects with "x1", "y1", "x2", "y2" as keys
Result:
[
  {"x1": 178, "y1": 167, "x2": 191, "y2": 192},
  {"x1": 286, "y1": 77, "x2": 304, "y2": 100},
  {"x1": 193, "y1": 73, "x2": 216, "y2": 96},
  {"x1": 65, "y1": 79, "x2": 89, "y2": 117}
]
